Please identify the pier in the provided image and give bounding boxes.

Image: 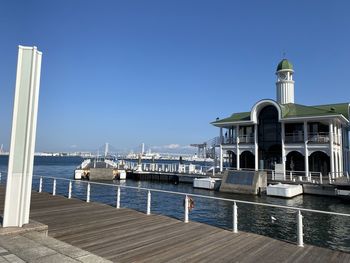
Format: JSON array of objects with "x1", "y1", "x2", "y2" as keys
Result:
[{"x1": 1, "y1": 178, "x2": 350, "y2": 262}]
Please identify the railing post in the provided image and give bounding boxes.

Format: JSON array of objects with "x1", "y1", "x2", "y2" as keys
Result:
[
  {"x1": 147, "y1": 190, "x2": 151, "y2": 215},
  {"x1": 319, "y1": 173, "x2": 323, "y2": 185},
  {"x1": 52, "y1": 179, "x2": 56, "y2": 196},
  {"x1": 39, "y1": 176, "x2": 43, "y2": 193},
  {"x1": 328, "y1": 173, "x2": 332, "y2": 184},
  {"x1": 297, "y1": 210, "x2": 304, "y2": 247},
  {"x1": 116, "y1": 186, "x2": 120, "y2": 209},
  {"x1": 68, "y1": 180, "x2": 72, "y2": 199},
  {"x1": 289, "y1": 171, "x2": 292, "y2": 181},
  {"x1": 184, "y1": 195, "x2": 189, "y2": 223},
  {"x1": 0, "y1": 172, "x2": 2, "y2": 183},
  {"x1": 233, "y1": 202, "x2": 238, "y2": 233},
  {"x1": 86, "y1": 183, "x2": 90, "y2": 203}
]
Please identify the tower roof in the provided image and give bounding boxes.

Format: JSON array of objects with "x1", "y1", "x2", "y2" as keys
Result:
[{"x1": 277, "y1": 59, "x2": 293, "y2": 71}]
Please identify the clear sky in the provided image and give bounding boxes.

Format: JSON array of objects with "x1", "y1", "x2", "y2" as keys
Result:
[{"x1": 0, "y1": 0, "x2": 349, "y2": 153}]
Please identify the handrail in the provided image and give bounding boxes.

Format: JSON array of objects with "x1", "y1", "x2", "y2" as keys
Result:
[{"x1": 31, "y1": 174, "x2": 350, "y2": 217}]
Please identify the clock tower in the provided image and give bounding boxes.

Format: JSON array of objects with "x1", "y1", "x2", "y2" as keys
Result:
[{"x1": 276, "y1": 59, "x2": 294, "y2": 104}]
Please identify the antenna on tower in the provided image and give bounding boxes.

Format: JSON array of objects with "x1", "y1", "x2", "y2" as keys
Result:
[{"x1": 282, "y1": 51, "x2": 286, "y2": 58}]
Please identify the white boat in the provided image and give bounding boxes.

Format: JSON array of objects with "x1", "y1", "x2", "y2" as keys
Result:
[
  {"x1": 193, "y1": 177, "x2": 221, "y2": 190},
  {"x1": 74, "y1": 169, "x2": 84, "y2": 180},
  {"x1": 267, "y1": 183, "x2": 303, "y2": 198},
  {"x1": 114, "y1": 169, "x2": 126, "y2": 180}
]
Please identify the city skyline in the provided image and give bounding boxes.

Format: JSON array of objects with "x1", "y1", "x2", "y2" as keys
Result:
[{"x1": 1, "y1": 1, "x2": 349, "y2": 152}]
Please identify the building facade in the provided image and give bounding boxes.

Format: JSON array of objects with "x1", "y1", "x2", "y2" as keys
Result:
[{"x1": 212, "y1": 59, "x2": 350, "y2": 178}]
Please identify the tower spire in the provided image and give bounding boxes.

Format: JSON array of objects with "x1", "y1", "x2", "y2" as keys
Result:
[{"x1": 276, "y1": 59, "x2": 294, "y2": 104}]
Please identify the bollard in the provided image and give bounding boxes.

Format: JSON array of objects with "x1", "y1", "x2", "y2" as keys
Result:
[
  {"x1": 86, "y1": 183, "x2": 90, "y2": 203},
  {"x1": 39, "y1": 176, "x2": 43, "y2": 193},
  {"x1": 233, "y1": 202, "x2": 238, "y2": 233},
  {"x1": 147, "y1": 190, "x2": 151, "y2": 215},
  {"x1": 297, "y1": 210, "x2": 304, "y2": 247},
  {"x1": 116, "y1": 186, "x2": 120, "y2": 209},
  {"x1": 52, "y1": 179, "x2": 56, "y2": 196},
  {"x1": 184, "y1": 195, "x2": 189, "y2": 223},
  {"x1": 68, "y1": 180, "x2": 72, "y2": 199}
]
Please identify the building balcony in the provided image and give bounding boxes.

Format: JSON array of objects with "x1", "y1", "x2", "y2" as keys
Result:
[
  {"x1": 239, "y1": 135, "x2": 254, "y2": 144},
  {"x1": 285, "y1": 132, "x2": 304, "y2": 143},
  {"x1": 308, "y1": 132, "x2": 330, "y2": 143},
  {"x1": 222, "y1": 137, "x2": 236, "y2": 145}
]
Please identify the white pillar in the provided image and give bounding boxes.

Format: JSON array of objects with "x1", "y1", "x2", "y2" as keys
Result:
[
  {"x1": 330, "y1": 122, "x2": 335, "y2": 177},
  {"x1": 281, "y1": 122, "x2": 286, "y2": 176},
  {"x1": 3, "y1": 46, "x2": 42, "y2": 227},
  {"x1": 339, "y1": 126, "x2": 343, "y2": 175},
  {"x1": 219, "y1": 145, "x2": 223, "y2": 172},
  {"x1": 303, "y1": 121, "x2": 309, "y2": 177},
  {"x1": 254, "y1": 124, "x2": 258, "y2": 170},
  {"x1": 236, "y1": 125, "x2": 240, "y2": 170}
]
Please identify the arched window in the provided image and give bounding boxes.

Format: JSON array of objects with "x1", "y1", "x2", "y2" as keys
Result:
[
  {"x1": 309, "y1": 151, "x2": 330, "y2": 176},
  {"x1": 258, "y1": 105, "x2": 281, "y2": 170},
  {"x1": 286, "y1": 151, "x2": 305, "y2": 171},
  {"x1": 240, "y1": 151, "x2": 255, "y2": 169}
]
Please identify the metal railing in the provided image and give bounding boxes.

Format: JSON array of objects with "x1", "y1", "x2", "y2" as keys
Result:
[
  {"x1": 285, "y1": 132, "x2": 304, "y2": 143},
  {"x1": 221, "y1": 167, "x2": 339, "y2": 185},
  {"x1": 238, "y1": 135, "x2": 254, "y2": 144},
  {"x1": 123, "y1": 161, "x2": 216, "y2": 176},
  {"x1": 32, "y1": 174, "x2": 350, "y2": 248},
  {"x1": 222, "y1": 137, "x2": 236, "y2": 145},
  {"x1": 308, "y1": 132, "x2": 330, "y2": 143}
]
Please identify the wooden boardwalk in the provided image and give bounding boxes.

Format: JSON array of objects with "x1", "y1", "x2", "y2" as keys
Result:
[{"x1": 0, "y1": 188, "x2": 349, "y2": 263}]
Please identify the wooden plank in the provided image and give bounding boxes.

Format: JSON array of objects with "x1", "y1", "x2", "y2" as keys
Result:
[{"x1": 0, "y1": 186, "x2": 348, "y2": 263}]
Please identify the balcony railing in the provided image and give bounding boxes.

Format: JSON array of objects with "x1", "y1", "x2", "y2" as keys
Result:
[
  {"x1": 285, "y1": 132, "x2": 304, "y2": 143},
  {"x1": 222, "y1": 137, "x2": 236, "y2": 145},
  {"x1": 239, "y1": 135, "x2": 254, "y2": 144},
  {"x1": 308, "y1": 132, "x2": 330, "y2": 143}
]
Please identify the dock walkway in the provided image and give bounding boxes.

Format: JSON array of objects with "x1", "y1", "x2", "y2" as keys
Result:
[{"x1": 0, "y1": 188, "x2": 349, "y2": 262}]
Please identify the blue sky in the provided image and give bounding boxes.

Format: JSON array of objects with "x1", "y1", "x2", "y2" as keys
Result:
[{"x1": 0, "y1": 0, "x2": 349, "y2": 153}]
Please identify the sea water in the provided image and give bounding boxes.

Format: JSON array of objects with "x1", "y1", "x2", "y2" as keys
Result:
[{"x1": 0, "y1": 156, "x2": 349, "y2": 252}]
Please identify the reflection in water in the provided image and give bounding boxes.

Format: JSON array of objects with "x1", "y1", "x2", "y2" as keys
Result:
[{"x1": 0, "y1": 156, "x2": 349, "y2": 252}]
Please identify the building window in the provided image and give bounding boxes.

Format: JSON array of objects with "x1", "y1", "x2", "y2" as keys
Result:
[
  {"x1": 258, "y1": 105, "x2": 282, "y2": 169},
  {"x1": 285, "y1": 123, "x2": 304, "y2": 143}
]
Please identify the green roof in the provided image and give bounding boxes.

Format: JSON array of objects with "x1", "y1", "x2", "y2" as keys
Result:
[
  {"x1": 283, "y1": 103, "x2": 349, "y2": 120},
  {"x1": 213, "y1": 112, "x2": 250, "y2": 124},
  {"x1": 211, "y1": 102, "x2": 350, "y2": 126},
  {"x1": 277, "y1": 59, "x2": 293, "y2": 71}
]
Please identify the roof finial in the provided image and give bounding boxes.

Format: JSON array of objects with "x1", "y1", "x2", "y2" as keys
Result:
[{"x1": 282, "y1": 51, "x2": 286, "y2": 59}]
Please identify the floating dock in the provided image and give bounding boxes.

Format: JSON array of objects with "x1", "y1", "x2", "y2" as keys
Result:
[{"x1": 267, "y1": 183, "x2": 303, "y2": 198}]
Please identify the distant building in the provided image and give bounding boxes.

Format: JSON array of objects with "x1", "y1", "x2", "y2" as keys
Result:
[{"x1": 212, "y1": 59, "x2": 350, "y2": 178}]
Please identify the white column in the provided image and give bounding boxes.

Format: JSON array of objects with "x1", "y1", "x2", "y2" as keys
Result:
[
  {"x1": 236, "y1": 125, "x2": 240, "y2": 170},
  {"x1": 339, "y1": 126, "x2": 343, "y2": 175},
  {"x1": 254, "y1": 124, "x2": 258, "y2": 170},
  {"x1": 330, "y1": 122, "x2": 335, "y2": 178},
  {"x1": 3, "y1": 46, "x2": 42, "y2": 227},
  {"x1": 220, "y1": 127, "x2": 223, "y2": 144},
  {"x1": 219, "y1": 145, "x2": 223, "y2": 172},
  {"x1": 281, "y1": 122, "x2": 286, "y2": 176},
  {"x1": 303, "y1": 121, "x2": 309, "y2": 177}
]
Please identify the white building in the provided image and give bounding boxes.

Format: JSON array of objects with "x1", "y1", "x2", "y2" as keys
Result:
[{"x1": 212, "y1": 59, "x2": 350, "y2": 178}]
